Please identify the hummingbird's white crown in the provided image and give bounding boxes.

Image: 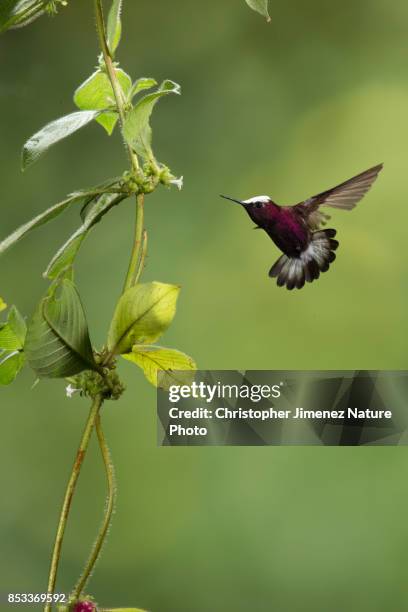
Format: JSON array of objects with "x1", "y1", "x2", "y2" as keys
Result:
[{"x1": 243, "y1": 195, "x2": 271, "y2": 204}]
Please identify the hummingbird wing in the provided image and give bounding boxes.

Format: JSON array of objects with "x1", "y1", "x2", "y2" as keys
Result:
[{"x1": 295, "y1": 163, "x2": 383, "y2": 229}]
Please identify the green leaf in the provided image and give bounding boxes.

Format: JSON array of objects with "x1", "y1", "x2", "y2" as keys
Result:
[
  {"x1": 22, "y1": 110, "x2": 101, "y2": 169},
  {"x1": 108, "y1": 282, "x2": 180, "y2": 355},
  {"x1": 0, "y1": 0, "x2": 67, "y2": 32},
  {"x1": 123, "y1": 80, "x2": 181, "y2": 159},
  {"x1": 0, "y1": 306, "x2": 26, "y2": 351},
  {"x1": 0, "y1": 300, "x2": 26, "y2": 384},
  {"x1": 128, "y1": 77, "x2": 158, "y2": 101},
  {"x1": 0, "y1": 0, "x2": 43, "y2": 33},
  {"x1": 8, "y1": 306, "x2": 27, "y2": 345},
  {"x1": 107, "y1": 0, "x2": 123, "y2": 55},
  {"x1": 123, "y1": 345, "x2": 196, "y2": 389},
  {"x1": 0, "y1": 325, "x2": 20, "y2": 351},
  {"x1": 25, "y1": 279, "x2": 96, "y2": 378},
  {"x1": 74, "y1": 69, "x2": 132, "y2": 135},
  {"x1": 245, "y1": 0, "x2": 271, "y2": 21},
  {"x1": 44, "y1": 192, "x2": 127, "y2": 279},
  {"x1": 0, "y1": 191, "x2": 96, "y2": 258},
  {"x1": 0, "y1": 298, "x2": 6, "y2": 312},
  {"x1": 0, "y1": 351, "x2": 25, "y2": 386}
]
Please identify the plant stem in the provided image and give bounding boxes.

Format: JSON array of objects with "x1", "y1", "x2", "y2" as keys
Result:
[
  {"x1": 94, "y1": 0, "x2": 147, "y2": 296},
  {"x1": 73, "y1": 414, "x2": 116, "y2": 599},
  {"x1": 44, "y1": 394, "x2": 104, "y2": 612},
  {"x1": 133, "y1": 229, "x2": 148, "y2": 285},
  {"x1": 45, "y1": 3, "x2": 149, "y2": 609},
  {"x1": 94, "y1": 0, "x2": 139, "y2": 172},
  {"x1": 123, "y1": 193, "x2": 145, "y2": 291}
]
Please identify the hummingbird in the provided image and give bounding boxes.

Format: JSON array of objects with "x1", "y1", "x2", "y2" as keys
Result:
[{"x1": 221, "y1": 164, "x2": 383, "y2": 290}]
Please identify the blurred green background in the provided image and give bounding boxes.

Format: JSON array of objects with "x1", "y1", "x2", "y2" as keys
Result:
[{"x1": 1, "y1": 0, "x2": 408, "y2": 610}]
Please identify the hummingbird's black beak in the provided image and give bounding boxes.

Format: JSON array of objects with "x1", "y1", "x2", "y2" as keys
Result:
[{"x1": 220, "y1": 194, "x2": 245, "y2": 205}]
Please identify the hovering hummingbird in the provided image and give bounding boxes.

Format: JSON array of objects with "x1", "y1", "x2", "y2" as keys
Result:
[{"x1": 221, "y1": 164, "x2": 383, "y2": 290}]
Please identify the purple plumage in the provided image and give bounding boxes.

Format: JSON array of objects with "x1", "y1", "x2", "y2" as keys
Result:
[{"x1": 221, "y1": 164, "x2": 383, "y2": 290}]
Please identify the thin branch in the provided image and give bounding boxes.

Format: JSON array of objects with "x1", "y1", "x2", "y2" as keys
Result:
[
  {"x1": 44, "y1": 394, "x2": 104, "y2": 612},
  {"x1": 94, "y1": 0, "x2": 139, "y2": 171},
  {"x1": 123, "y1": 193, "x2": 145, "y2": 292},
  {"x1": 73, "y1": 414, "x2": 116, "y2": 599},
  {"x1": 94, "y1": 0, "x2": 147, "y2": 299},
  {"x1": 133, "y1": 228, "x2": 148, "y2": 285}
]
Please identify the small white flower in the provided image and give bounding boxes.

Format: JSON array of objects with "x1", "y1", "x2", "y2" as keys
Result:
[
  {"x1": 170, "y1": 176, "x2": 183, "y2": 191},
  {"x1": 66, "y1": 384, "x2": 79, "y2": 399}
]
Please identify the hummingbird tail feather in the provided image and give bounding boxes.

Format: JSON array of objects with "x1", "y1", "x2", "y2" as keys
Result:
[{"x1": 269, "y1": 229, "x2": 339, "y2": 290}]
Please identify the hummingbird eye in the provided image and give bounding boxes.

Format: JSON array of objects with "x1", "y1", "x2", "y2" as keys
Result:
[{"x1": 255, "y1": 202, "x2": 264, "y2": 208}]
